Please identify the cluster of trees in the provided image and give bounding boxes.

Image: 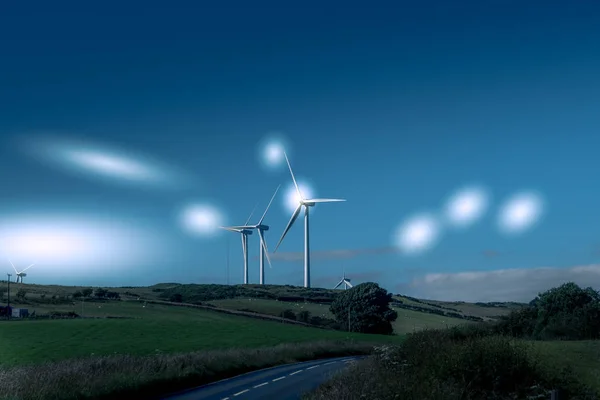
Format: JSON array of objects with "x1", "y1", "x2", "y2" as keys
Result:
[
  {"x1": 157, "y1": 283, "x2": 339, "y2": 304},
  {"x1": 495, "y1": 282, "x2": 600, "y2": 340}
]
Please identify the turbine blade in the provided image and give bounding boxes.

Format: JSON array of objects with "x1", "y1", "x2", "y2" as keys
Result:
[
  {"x1": 334, "y1": 279, "x2": 344, "y2": 289},
  {"x1": 8, "y1": 259, "x2": 17, "y2": 274},
  {"x1": 245, "y1": 203, "x2": 259, "y2": 225},
  {"x1": 227, "y1": 225, "x2": 255, "y2": 230},
  {"x1": 274, "y1": 204, "x2": 302, "y2": 252},
  {"x1": 283, "y1": 151, "x2": 302, "y2": 199},
  {"x1": 220, "y1": 226, "x2": 242, "y2": 233},
  {"x1": 258, "y1": 230, "x2": 272, "y2": 269},
  {"x1": 241, "y1": 233, "x2": 248, "y2": 262},
  {"x1": 258, "y1": 184, "x2": 281, "y2": 225},
  {"x1": 305, "y1": 198, "x2": 346, "y2": 203},
  {"x1": 21, "y1": 264, "x2": 34, "y2": 273},
  {"x1": 346, "y1": 281, "x2": 353, "y2": 288}
]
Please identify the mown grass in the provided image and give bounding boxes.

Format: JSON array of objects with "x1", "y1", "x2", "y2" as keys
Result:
[
  {"x1": 391, "y1": 307, "x2": 467, "y2": 334},
  {"x1": 0, "y1": 340, "x2": 374, "y2": 400},
  {"x1": 304, "y1": 328, "x2": 600, "y2": 400},
  {"x1": 0, "y1": 304, "x2": 403, "y2": 368}
]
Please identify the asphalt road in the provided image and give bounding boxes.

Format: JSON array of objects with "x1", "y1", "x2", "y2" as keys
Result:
[{"x1": 161, "y1": 355, "x2": 364, "y2": 400}]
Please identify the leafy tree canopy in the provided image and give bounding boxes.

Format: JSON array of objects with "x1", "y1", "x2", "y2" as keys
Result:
[{"x1": 330, "y1": 282, "x2": 397, "y2": 335}]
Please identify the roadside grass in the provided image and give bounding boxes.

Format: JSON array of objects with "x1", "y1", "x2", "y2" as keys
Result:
[
  {"x1": 0, "y1": 305, "x2": 404, "y2": 368},
  {"x1": 0, "y1": 340, "x2": 374, "y2": 400},
  {"x1": 532, "y1": 340, "x2": 600, "y2": 393},
  {"x1": 304, "y1": 330, "x2": 600, "y2": 400}
]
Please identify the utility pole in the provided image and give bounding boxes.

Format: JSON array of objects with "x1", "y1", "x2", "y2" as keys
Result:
[
  {"x1": 6, "y1": 273, "x2": 11, "y2": 319},
  {"x1": 226, "y1": 235, "x2": 230, "y2": 285}
]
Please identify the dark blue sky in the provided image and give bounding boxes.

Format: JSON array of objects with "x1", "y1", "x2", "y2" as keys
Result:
[{"x1": 1, "y1": 1, "x2": 600, "y2": 301}]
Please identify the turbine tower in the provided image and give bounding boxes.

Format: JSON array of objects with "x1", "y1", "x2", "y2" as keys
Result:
[
  {"x1": 334, "y1": 269, "x2": 353, "y2": 290},
  {"x1": 225, "y1": 185, "x2": 281, "y2": 285},
  {"x1": 274, "y1": 152, "x2": 346, "y2": 288},
  {"x1": 220, "y1": 209, "x2": 255, "y2": 284},
  {"x1": 9, "y1": 259, "x2": 34, "y2": 284}
]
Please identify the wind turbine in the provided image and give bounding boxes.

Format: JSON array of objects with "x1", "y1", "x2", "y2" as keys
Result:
[
  {"x1": 334, "y1": 268, "x2": 353, "y2": 290},
  {"x1": 274, "y1": 152, "x2": 346, "y2": 288},
  {"x1": 8, "y1": 259, "x2": 34, "y2": 284},
  {"x1": 220, "y1": 209, "x2": 255, "y2": 284},
  {"x1": 225, "y1": 185, "x2": 281, "y2": 285}
]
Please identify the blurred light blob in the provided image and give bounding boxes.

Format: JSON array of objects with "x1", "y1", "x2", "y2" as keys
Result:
[
  {"x1": 257, "y1": 133, "x2": 291, "y2": 170},
  {"x1": 284, "y1": 181, "x2": 314, "y2": 213},
  {"x1": 180, "y1": 203, "x2": 225, "y2": 237},
  {"x1": 498, "y1": 191, "x2": 544, "y2": 234},
  {"x1": 444, "y1": 186, "x2": 490, "y2": 228},
  {"x1": 0, "y1": 215, "x2": 163, "y2": 268},
  {"x1": 394, "y1": 213, "x2": 441, "y2": 254},
  {"x1": 20, "y1": 135, "x2": 188, "y2": 188}
]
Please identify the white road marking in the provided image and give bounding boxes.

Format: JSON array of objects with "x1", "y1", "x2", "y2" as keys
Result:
[
  {"x1": 306, "y1": 365, "x2": 320, "y2": 370},
  {"x1": 323, "y1": 361, "x2": 336, "y2": 365},
  {"x1": 289, "y1": 369, "x2": 303, "y2": 375},
  {"x1": 233, "y1": 389, "x2": 249, "y2": 396},
  {"x1": 221, "y1": 398, "x2": 230, "y2": 400},
  {"x1": 272, "y1": 376, "x2": 286, "y2": 382},
  {"x1": 253, "y1": 382, "x2": 269, "y2": 388}
]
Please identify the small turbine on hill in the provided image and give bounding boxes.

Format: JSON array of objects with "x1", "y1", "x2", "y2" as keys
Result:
[
  {"x1": 224, "y1": 185, "x2": 281, "y2": 285},
  {"x1": 334, "y1": 269, "x2": 353, "y2": 290},
  {"x1": 274, "y1": 152, "x2": 346, "y2": 288},
  {"x1": 8, "y1": 259, "x2": 34, "y2": 284},
  {"x1": 220, "y1": 209, "x2": 256, "y2": 284}
]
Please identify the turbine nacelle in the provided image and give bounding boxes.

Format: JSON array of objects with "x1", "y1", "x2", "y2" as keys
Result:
[{"x1": 220, "y1": 226, "x2": 254, "y2": 235}]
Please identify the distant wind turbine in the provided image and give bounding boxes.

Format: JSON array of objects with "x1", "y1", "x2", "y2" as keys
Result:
[
  {"x1": 274, "y1": 152, "x2": 346, "y2": 288},
  {"x1": 9, "y1": 259, "x2": 34, "y2": 283},
  {"x1": 220, "y1": 208, "x2": 256, "y2": 284},
  {"x1": 225, "y1": 185, "x2": 281, "y2": 285},
  {"x1": 334, "y1": 268, "x2": 353, "y2": 290}
]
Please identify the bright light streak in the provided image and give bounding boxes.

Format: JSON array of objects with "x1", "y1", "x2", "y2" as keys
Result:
[
  {"x1": 498, "y1": 191, "x2": 544, "y2": 234},
  {"x1": 0, "y1": 215, "x2": 164, "y2": 272},
  {"x1": 257, "y1": 133, "x2": 291, "y2": 170},
  {"x1": 180, "y1": 203, "x2": 225, "y2": 237},
  {"x1": 444, "y1": 186, "x2": 490, "y2": 228},
  {"x1": 19, "y1": 134, "x2": 190, "y2": 189},
  {"x1": 394, "y1": 213, "x2": 441, "y2": 255},
  {"x1": 284, "y1": 181, "x2": 314, "y2": 213}
]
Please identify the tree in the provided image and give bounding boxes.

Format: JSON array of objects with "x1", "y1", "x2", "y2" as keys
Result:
[
  {"x1": 330, "y1": 282, "x2": 398, "y2": 335},
  {"x1": 72, "y1": 291, "x2": 82, "y2": 299},
  {"x1": 94, "y1": 288, "x2": 108, "y2": 298},
  {"x1": 297, "y1": 310, "x2": 311, "y2": 323},
  {"x1": 16, "y1": 289, "x2": 27, "y2": 301},
  {"x1": 81, "y1": 288, "x2": 93, "y2": 298},
  {"x1": 280, "y1": 309, "x2": 296, "y2": 320},
  {"x1": 169, "y1": 293, "x2": 183, "y2": 303}
]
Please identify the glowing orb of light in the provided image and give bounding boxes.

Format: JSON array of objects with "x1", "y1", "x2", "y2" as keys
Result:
[
  {"x1": 444, "y1": 186, "x2": 490, "y2": 228},
  {"x1": 498, "y1": 191, "x2": 544, "y2": 234},
  {"x1": 180, "y1": 203, "x2": 225, "y2": 237},
  {"x1": 257, "y1": 133, "x2": 291, "y2": 170},
  {"x1": 394, "y1": 213, "x2": 441, "y2": 255},
  {"x1": 284, "y1": 181, "x2": 315, "y2": 213}
]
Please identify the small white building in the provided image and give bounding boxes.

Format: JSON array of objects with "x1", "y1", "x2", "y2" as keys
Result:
[{"x1": 12, "y1": 308, "x2": 29, "y2": 318}]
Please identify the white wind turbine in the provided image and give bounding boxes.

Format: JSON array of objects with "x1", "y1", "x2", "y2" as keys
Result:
[
  {"x1": 274, "y1": 152, "x2": 346, "y2": 288},
  {"x1": 225, "y1": 185, "x2": 281, "y2": 285},
  {"x1": 334, "y1": 268, "x2": 353, "y2": 290},
  {"x1": 9, "y1": 259, "x2": 34, "y2": 283},
  {"x1": 220, "y1": 209, "x2": 256, "y2": 284}
]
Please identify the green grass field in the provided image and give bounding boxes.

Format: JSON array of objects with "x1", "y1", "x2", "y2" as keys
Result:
[{"x1": 0, "y1": 300, "x2": 404, "y2": 368}]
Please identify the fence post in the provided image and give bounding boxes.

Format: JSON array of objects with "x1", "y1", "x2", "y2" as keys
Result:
[{"x1": 550, "y1": 389, "x2": 559, "y2": 400}]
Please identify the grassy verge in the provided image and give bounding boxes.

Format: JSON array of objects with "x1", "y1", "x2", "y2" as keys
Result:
[
  {"x1": 303, "y1": 329, "x2": 600, "y2": 400},
  {"x1": 0, "y1": 340, "x2": 373, "y2": 400}
]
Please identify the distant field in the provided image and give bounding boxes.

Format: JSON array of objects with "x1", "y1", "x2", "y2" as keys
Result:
[
  {"x1": 210, "y1": 298, "x2": 334, "y2": 318},
  {"x1": 391, "y1": 307, "x2": 467, "y2": 334},
  {"x1": 0, "y1": 300, "x2": 404, "y2": 368}
]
